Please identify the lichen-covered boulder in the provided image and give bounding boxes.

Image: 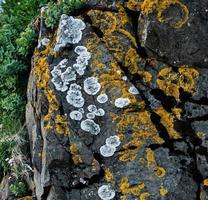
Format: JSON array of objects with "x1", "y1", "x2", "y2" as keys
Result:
[
  {"x1": 137, "y1": 0, "x2": 208, "y2": 67},
  {"x1": 26, "y1": 1, "x2": 208, "y2": 199}
]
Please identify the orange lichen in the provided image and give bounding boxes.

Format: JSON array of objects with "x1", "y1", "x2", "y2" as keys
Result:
[
  {"x1": 121, "y1": 195, "x2": 128, "y2": 200},
  {"x1": 146, "y1": 148, "x2": 166, "y2": 178},
  {"x1": 120, "y1": 177, "x2": 145, "y2": 196},
  {"x1": 55, "y1": 115, "x2": 70, "y2": 135},
  {"x1": 157, "y1": 66, "x2": 199, "y2": 100},
  {"x1": 160, "y1": 186, "x2": 168, "y2": 196},
  {"x1": 87, "y1": 7, "x2": 154, "y2": 84},
  {"x1": 155, "y1": 106, "x2": 182, "y2": 139},
  {"x1": 112, "y1": 109, "x2": 164, "y2": 162},
  {"x1": 69, "y1": 144, "x2": 83, "y2": 165},
  {"x1": 127, "y1": 0, "x2": 141, "y2": 11},
  {"x1": 17, "y1": 197, "x2": 33, "y2": 200},
  {"x1": 103, "y1": 166, "x2": 115, "y2": 184},
  {"x1": 172, "y1": 107, "x2": 182, "y2": 120},
  {"x1": 140, "y1": 192, "x2": 150, "y2": 200},
  {"x1": 140, "y1": 0, "x2": 189, "y2": 28},
  {"x1": 124, "y1": 48, "x2": 152, "y2": 83},
  {"x1": 203, "y1": 179, "x2": 208, "y2": 186},
  {"x1": 119, "y1": 141, "x2": 144, "y2": 162}
]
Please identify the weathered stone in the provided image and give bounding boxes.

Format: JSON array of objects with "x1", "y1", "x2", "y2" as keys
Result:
[
  {"x1": 25, "y1": 1, "x2": 208, "y2": 199},
  {"x1": 138, "y1": 0, "x2": 208, "y2": 68}
]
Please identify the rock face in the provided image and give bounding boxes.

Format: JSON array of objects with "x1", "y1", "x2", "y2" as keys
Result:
[
  {"x1": 26, "y1": 0, "x2": 208, "y2": 199},
  {"x1": 138, "y1": 0, "x2": 208, "y2": 68}
]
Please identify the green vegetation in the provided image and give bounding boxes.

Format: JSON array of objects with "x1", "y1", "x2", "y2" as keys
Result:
[
  {"x1": 44, "y1": 0, "x2": 86, "y2": 28},
  {"x1": 0, "y1": 0, "x2": 86, "y2": 183},
  {"x1": 0, "y1": 0, "x2": 48, "y2": 176},
  {"x1": 10, "y1": 180, "x2": 27, "y2": 197}
]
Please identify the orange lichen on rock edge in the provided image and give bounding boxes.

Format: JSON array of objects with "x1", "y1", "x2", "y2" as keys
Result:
[
  {"x1": 155, "y1": 106, "x2": 182, "y2": 139},
  {"x1": 69, "y1": 144, "x2": 83, "y2": 165},
  {"x1": 140, "y1": 0, "x2": 189, "y2": 28},
  {"x1": 146, "y1": 148, "x2": 166, "y2": 178},
  {"x1": 157, "y1": 66, "x2": 199, "y2": 100},
  {"x1": 120, "y1": 177, "x2": 145, "y2": 196}
]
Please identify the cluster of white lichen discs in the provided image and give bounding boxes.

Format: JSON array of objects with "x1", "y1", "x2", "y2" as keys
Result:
[{"x1": 50, "y1": 15, "x2": 139, "y2": 200}]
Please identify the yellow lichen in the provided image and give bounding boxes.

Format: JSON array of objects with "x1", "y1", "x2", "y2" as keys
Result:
[
  {"x1": 104, "y1": 166, "x2": 115, "y2": 184},
  {"x1": 140, "y1": 192, "x2": 150, "y2": 200},
  {"x1": 146, "y1": 148, "x2": 166, "y2": 178},
  {"x1": 140, "y1": 0, "x2": 189, "y2": 28},
  {"x1": 55, "y1": 114, "x2": 70, "y2": 135},
  {"x1": 155, "y1": 106, "x2": 182, "y2": 139},
  {"x1": 69, "y1": 144, "x2": 83, "y2": 165},
  {"x1": 17, "y1": 197, "x2": 33, "y2": 200},
  {"x1": 157, "y1": 66, "x2": 199, "y2": 101},
  {"x1": 120, "y1": 177, "x2": 145, "y2": 197},
  {"x1": 159, "y1": 186, "x2": 168, "y2": 196},
  {"x1": 124, "y1": 48, "x2": 152, "y2": 83},
  {"x1": 203, "y1": 179, "x2": 208, "y2": 186},
  {"x1": 127, "y1": 0, "x2": 141, "y2": 11}
]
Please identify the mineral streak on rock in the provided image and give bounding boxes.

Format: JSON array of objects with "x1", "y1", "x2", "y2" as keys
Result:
[{"x1": 25, "y1": 1, "x2": 208, "y2": 199}]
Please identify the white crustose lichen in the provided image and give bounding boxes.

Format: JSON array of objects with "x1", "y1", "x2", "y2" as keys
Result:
[
  {"x1": 98, "y1": 184, "x2": 115, "y2": 200},
  {"x1": 54, "y1": 15, "x2": 86, "y2": 52},
  {"x1": 114, "y1": 97, "x2": 130, "y2": 108},
  {"x1": 80, "y1": 119, "x2": 100, "y2": 135},
  {"x1": 84, "y1": 77, "x2": 101, "y2": 95},
  {"x1": 100, "y1": 135, "x2": 121, "y2": 157}
]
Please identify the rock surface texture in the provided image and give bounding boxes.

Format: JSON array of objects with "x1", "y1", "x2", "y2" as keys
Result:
[{"x1": 26, "y1": 0, "x2": 208, "y2": 199}]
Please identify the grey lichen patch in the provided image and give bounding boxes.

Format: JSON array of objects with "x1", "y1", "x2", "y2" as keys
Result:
[
  {"x1": 73, "y1": 46, "x2": 91, "y2": 75},
  {"x1": 106, "y1": 135, "x2": 121, "y2": 148},
  {"x1": 98, "y1": 184, "x2": 115, "y2": 200},
  {"x1": 84, "y1": 77, "x2": 101, "y2": 95},
  {"x1": 128, "y1": 85, "x2": 139, "y2": 95},
  {"x1": 69, "y1": 110, "x2": 83, "y2": 121},
  {"x1": 97, "y1": 93, "x2": 108, "y2": 104},
  {"x1": 66, "y1": 83, "x2": 84, "y2": 108},
  {"x1": 38, "y1": 38, "x2": 50, "y2": 48},
  {"x1": 86, "y1": 112, "x2": 95, "y2": 119},
  {"x1": 54, "y1": 14, "x2": 86, "y2": 52},
  {"x1": 51, "y1": 59, "x2": 76, "y2": 92},
  {"x1": 100, "y1": 144, "x2": 116, "y2": 157},
  {"x1": 114, "y1": 98, "x2": 130, "y2": 108},
  {"x1": 81, "y1": 119, "x2": 100, "y2": 135},
  {"x1": 87, "y1": 104, "x2": 105, "y2": 119},
  {"x1": 100, "y1": 135, "x2": 120, "y2": 157}
]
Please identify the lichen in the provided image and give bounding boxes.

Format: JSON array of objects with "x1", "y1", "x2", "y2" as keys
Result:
[
  {"x1": 69, "y1": 110, "x2": 83, "y2": 121},
  {"x1": 87, "y1": 104, "x2": 105, "y2": 119},
  {"x1": 139, "y1": 192, "x2": 150, "y2": 200},
  {"x1": 73, "y1": 45, "x2": 91, "y2": 75},
  {"x1": 140, "y1": 0, "x2": 189, "y2": 28},
  {"x1": 157, "y1": 66, "x2": 199, "y2": 101},
  {"x1": 100, "y1": 144, "x2": 116, "y2": 157},
  {"x1": 106, "y1": 135, "x2": 121, "y2": 148},
  {"x1": 155, "y1": 106, "x2": 182, "y2": 139},
  {"x1": 128, "y1": 85, "x2": 139, "y2": 95},
  {"x1": 54, "y1": 14, "x2": 86, "y2": 51},
  {"x1": 97, "y1": 93, "x2": 108, "y2": 104},
  {"x1": 103, "y1": 167, "x2": 115, "y2": 184},
  {"x1": 115, "y1": 98, "x2": 130, "y2": 108},
  {"x1": 146, "y1": 148, "x2": 166, "y2": 178},
  {"x1": 84, "y1": 77, "x2": 101, "y2": 95},
  {"x1": 98, "y1": 184, "x2": 115, "y2": 200},
  {"x1": 120, "y1": 177, "x2": 145, "y2": 196},
  {"x1": 203, "y1": 179, "x2": 208, "y2": 186},
  {"x1": 66, "y1": 83, "x2": 85, "y2": 108},
  {"x1": 80, "y1": 119, "x2": 100, "y2": 135},
  {"x1": 160, "y1": 185, "x2": 168, "y2": 196},
  {"x1": 111, "y1": 110, "x2": 164, "y2": 162},
  {"x1": 69, "y1": 144, "x2": 83, "y2": 165}
]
